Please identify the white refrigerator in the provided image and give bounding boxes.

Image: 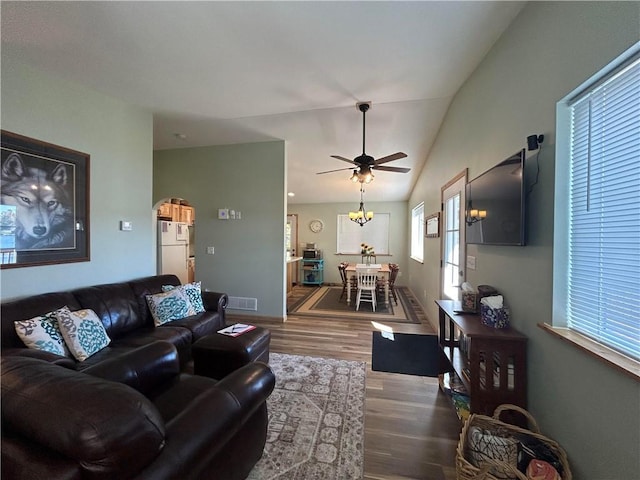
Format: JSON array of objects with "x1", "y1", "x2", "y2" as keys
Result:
[{"x1": 157, "y1": 221, "x2": 189, "y2": 284}]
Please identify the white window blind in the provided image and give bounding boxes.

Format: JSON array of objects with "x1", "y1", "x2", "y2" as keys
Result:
[
  {"x1": 566, "y1": 55, "x2": 640, "y2": 360},
  {"x1": 411, "y1": 202, "x2": 424, "y2": 262},
  {"x1": 337, "y1": 213, "x2": 390, "y2": 254}
]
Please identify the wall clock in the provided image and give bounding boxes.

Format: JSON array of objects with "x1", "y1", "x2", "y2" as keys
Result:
[{"x1": 309, "y1": 219, "x2": 324, "y2": 233}]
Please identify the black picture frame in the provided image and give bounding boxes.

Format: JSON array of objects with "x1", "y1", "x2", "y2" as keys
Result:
[{"x1": 1, "y1": 131, "x2": 90, "y2": 268}]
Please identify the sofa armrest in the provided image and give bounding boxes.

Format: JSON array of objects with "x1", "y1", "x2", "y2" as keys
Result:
[
  {"x1": 133, "y1": 362, "x2": 275, "y2": 480},
  {"x1": 1, "y1": 348, "x2": 77, "y2": 369},
  {"x1": 82, "y1": 341, "x2": 180, "y2": 394},
  {"x1": 201, "y1": 291, "x2": 228, "y2": 313}
]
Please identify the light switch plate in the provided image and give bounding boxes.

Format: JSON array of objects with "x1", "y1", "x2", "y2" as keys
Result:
[{"x1": 120, "y1": 221, "x2": 132, "y2": 231}]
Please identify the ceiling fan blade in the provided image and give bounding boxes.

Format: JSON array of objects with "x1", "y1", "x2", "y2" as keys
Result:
[
  {"x1": 374, "y1": 165, "x2": 411, "y2": 173},
  {"x1": 373, "y1": 152, "x2": 408, "y2": 165},
  {"x1": 330, "y1": 155, "x2": 357, "y2": 165},
  {"x1": 317, "y1": 167, "x2": 355, "y2": 175}
]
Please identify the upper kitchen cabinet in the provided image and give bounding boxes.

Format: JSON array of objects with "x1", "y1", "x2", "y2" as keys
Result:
[
  {"x1": 157, "y1": 199, "x2": 195, "y2": 225},
  {"x1": 180, "y1": 206, "x2": 194, "y2": 225}
]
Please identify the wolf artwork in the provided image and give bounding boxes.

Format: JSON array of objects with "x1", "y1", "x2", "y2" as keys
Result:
[{"x1": 1, "y1": 152, "x2": 75, "y2": 250}]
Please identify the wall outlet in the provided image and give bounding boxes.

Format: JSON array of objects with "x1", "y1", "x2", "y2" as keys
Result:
[{"x1": 206, "y1": 246, "x2": 214, "y2": 255}]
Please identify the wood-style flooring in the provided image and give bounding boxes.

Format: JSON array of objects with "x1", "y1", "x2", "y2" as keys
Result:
[{"x1": 227, "y1": 285, "x2": 461, "y2": 480}]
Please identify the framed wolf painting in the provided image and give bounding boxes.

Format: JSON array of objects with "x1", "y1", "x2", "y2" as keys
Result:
[{"x1": 0, "y1": 131, "x2": 90, "y2": 268}]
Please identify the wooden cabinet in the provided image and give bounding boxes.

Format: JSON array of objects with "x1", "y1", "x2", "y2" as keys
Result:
[
  {"x1": 436, "y1": 299, "x2": 527, "y2": 419},
  {"x1": 180, "y1": 206, "x2": 194, "y2": 225},
  {"x1": 158, "y1": 202, "x2": 195, "y2": 225},
  {"x1": 158, "y1": 202, "x2": 172, "y2": 219}
]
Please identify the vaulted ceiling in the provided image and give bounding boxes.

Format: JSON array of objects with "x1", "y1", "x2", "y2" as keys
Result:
[{"x1": 1, "y1": 1, "x2": 525, "y2": 203}]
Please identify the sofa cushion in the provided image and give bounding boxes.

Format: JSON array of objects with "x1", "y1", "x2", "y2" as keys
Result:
[
  {"x1": 163, "y1": 281, "x2": 206, "y2": 313},
  {"x1": 55, "y1": 307, "x2": 111, "y2": 362},
  {"x1": 1, "y1": 356, "x2": 166, "y2": 479},
  {"x1": 72, "y1": 282, "x2": 142, "y2": 339},
  {"x1": 129, "y1": 274, "x2": 182, "y2": 327},
  {"x1": 165, "y1": 311, "x2": 225, "y2": 342},
  {"x1": 1, "y1": 292, "x2": 81, "y2": 350},
  {"x1": 13, "y1": 311, "x2": 71, "y2": 357},
  {"x1": 108, "y1": 325, "x2": 193, "y2": 366},
  {"x1": 146, "y1": 289, "x2": 197, "y2": 326}
]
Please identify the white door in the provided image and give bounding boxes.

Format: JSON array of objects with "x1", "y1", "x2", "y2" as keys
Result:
[{"x1": 441, "y1": 172, "x2": 467, "y2": 301}]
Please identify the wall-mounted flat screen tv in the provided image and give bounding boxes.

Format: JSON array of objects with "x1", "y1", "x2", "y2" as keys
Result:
[{"x1": 466, "y1": 149, "x2": 526, "y2": 246}]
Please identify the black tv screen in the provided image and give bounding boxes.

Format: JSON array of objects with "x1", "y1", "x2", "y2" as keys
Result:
[{"x1": 465, "y1": 149, "x2": 526, "y2": 246}]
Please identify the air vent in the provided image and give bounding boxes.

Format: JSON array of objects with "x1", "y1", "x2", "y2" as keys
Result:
[{"x1": 227, "y1": 296, "x2": 258, "y2": 311}]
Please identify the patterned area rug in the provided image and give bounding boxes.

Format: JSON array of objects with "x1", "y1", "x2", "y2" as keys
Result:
[
  {"x1": 288, "y1": 286, "x2": 422, "y2": 324},
  {"x1": 248, "y1": 353, "x2": 365, "y2": 480}
]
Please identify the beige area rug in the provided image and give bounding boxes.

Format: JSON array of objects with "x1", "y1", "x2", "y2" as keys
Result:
[
  {"x1": 247, "y1": 353, "x2": 365, "y2": 480},
  {"x1": 289, "y1": 286, "x2": 421, "y2": 323}
]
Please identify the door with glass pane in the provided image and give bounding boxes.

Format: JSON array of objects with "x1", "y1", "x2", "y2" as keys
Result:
[{"x1": 441, "y1": 172, "x2": 467, "y2": 300}]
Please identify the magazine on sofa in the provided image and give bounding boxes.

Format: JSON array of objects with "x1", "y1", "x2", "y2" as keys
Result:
[{"x1": 217, "y1": 323, "x2": 256, "y2": 337}]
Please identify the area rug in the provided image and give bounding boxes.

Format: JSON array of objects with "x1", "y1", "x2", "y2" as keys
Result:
[
  {"x1": 248, "y1": 353, "x2": 365, "y2": 480},
  {"x1": 371, "y1": 331, "x2": 453, "y2": 377},
  {"x1": 288, "y1": 286, "x2": 421, "y2": 324}
]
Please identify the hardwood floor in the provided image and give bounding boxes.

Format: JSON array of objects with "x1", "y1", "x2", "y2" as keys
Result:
[{"x1": 228, "y1": 286, "x2": 461, "y2": 480}]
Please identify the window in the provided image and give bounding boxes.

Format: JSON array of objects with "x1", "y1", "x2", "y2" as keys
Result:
[
  {"x1": 411, "y1": 202, "x2": 424, "y2": 262},
  {"x1": 554, "y1": 47, "x2": 640, "y2": 362},
  {"x1": 337, "y1": 213, "x2": 390, "y2": 254}
]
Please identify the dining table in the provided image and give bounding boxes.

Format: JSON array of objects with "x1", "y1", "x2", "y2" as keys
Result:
[{"x1": 345, "y1": 263, "x2": 391, "y2": 307}]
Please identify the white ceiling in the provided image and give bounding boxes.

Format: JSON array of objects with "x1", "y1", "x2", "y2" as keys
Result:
[{"x1": 1, "y1": 1, "x2": 525, "y2": 204}]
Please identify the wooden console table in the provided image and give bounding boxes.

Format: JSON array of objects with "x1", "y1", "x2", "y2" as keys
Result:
[{"x1": 436, "y1": 299, "x2": 527, "y2": 417}]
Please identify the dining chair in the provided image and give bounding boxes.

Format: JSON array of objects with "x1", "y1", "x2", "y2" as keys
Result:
[
  {"x1": 356, "y1": 267, "x2": 379, "y2": 311},
  {"x1": 338, "y1": 262, "x2": 357, "y2": 301},
  {"x1": 378, "y1": 263, "x2": 400, "y2": 305}
]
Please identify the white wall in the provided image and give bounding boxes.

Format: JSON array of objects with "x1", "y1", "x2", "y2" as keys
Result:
[
  {"x1": 407, "y1": 3, "x2": 639, "y2": 478},
  {"x1": 1, "y1": 57, "x2": 154, "y2": 300},
  {"x1": 153, "y1": 142, "x2": 287, "y2": 318},
  {"x1": 288, "y1": 202, "x2": 408, "y2": 286}
]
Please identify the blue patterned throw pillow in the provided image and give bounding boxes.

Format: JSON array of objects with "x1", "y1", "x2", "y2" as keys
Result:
[
  {"x1": 14, "y1": 311, "x2": 71, "y2": 357},
  {"x1": 146, "y1": 288, "x2": 197, "y2": 326},
  {"x1": 162, "y1": 281, "x2": 206, "y2": 313},
  {"x1": 55, "y1": 306, "x2": 111, "y2": 362}
]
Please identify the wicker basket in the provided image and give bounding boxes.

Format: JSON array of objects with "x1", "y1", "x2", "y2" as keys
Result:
[{"x1": 456, "y1": 404, "x2": 572, "y2": 480}]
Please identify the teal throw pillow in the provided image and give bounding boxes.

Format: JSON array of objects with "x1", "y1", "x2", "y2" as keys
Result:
[{"x1": 55, "y1": 306, "x2": 111, "y2": 362}]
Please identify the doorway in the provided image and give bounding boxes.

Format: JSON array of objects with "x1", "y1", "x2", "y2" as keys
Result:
[{"x1": 441, "y1": 171, "x2": 467, "y2": 301}]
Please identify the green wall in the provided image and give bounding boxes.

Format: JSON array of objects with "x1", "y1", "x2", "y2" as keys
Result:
[
  {"x1": 288, "y1": 202, "x2": 408, "y2": 286},
  {"x1": 0, "y1": 57, "x2": 154, "y2": 300},
  {"x1": 153, "y1": 142, "x2": 286, "y2": 318},
  {"x1": 407, "y1": 3, "x2": 639, "y2": 478}
]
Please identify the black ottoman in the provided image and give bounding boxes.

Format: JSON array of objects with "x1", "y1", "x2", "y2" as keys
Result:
[{"x1": 192, "y1": 326, "x2": 271, "y2": 379}]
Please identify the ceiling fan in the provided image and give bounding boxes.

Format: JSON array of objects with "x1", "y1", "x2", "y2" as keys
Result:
[{"x1": 317, "y1": 102, "x2": 410, "y2": 183}]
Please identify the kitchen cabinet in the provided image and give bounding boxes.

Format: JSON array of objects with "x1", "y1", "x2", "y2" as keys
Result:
[
  {"x1": 158, "y1": 202, "x2": 172, "y2": 219},
  {"x1": 180, "y1": 206, "x2": 195, "y2": 225}
]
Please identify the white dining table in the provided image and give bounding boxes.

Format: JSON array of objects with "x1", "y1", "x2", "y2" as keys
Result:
[{"x1": 345, "y1": 263, "x2": 391, "y2": 307}]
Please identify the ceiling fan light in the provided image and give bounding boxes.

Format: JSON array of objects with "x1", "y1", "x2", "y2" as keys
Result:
[{"x1": 350, "y1": 170, "x2": 359, "y2": 182}]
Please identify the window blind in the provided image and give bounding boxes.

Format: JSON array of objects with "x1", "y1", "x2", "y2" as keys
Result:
[
  {"x1": 337, "y1": 213, "x2": 390, "y2": 254},
  {"x1": 411, "y1": 202, "x2": 424, "y2": 261},
  {"x1": 567, "y1": 56, "x2": 640, "y2": 360}
]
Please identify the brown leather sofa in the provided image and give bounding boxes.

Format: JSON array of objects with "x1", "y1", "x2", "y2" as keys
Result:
[
  {"x1": 1, "y1": 274, "x2": 228, "y2": 368},
  {"x1": 1, "y1": 340, "x2": 276, "y2": 480}
]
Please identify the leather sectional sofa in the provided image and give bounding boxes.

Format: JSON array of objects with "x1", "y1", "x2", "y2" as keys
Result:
[
  {"x1": 2, "y1": 341, "x2": 275, "y2": 479},
  {"x1": 0, "y1": 274, "x2": 275, "y2": 480},
  {"x1": 1, "y1": 274, "x2": 227, "y2": 369}
]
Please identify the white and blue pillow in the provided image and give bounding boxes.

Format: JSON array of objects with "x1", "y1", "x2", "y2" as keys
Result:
[
  {"x1": 162, "y1": 281, "x2": 205, "y2": 313},
  {"x1": 14, "y1": 311, "x2": 71, "y2": 357},
  {"x1": 146, "y1": 288, "x2": 197, "y2": 326},
  {"x1": 55, "y1": 306, "x2": 111, "y2": 362}
]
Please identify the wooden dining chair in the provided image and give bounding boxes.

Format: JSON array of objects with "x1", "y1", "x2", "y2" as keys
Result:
[
  {"x1": 338, "y1": 262, "x2": 356, "y2": 301},
  {"x1": 356, "y1": 267, "x2": 379, "y2": 311},
  {"x1": 378, "y1": 263, "x2": 400, "y2": 305}
]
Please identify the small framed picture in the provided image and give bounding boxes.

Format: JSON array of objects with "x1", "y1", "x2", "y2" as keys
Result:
[{"x1": 426, "y1": 212, "x2": 440, "y2": 238}]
